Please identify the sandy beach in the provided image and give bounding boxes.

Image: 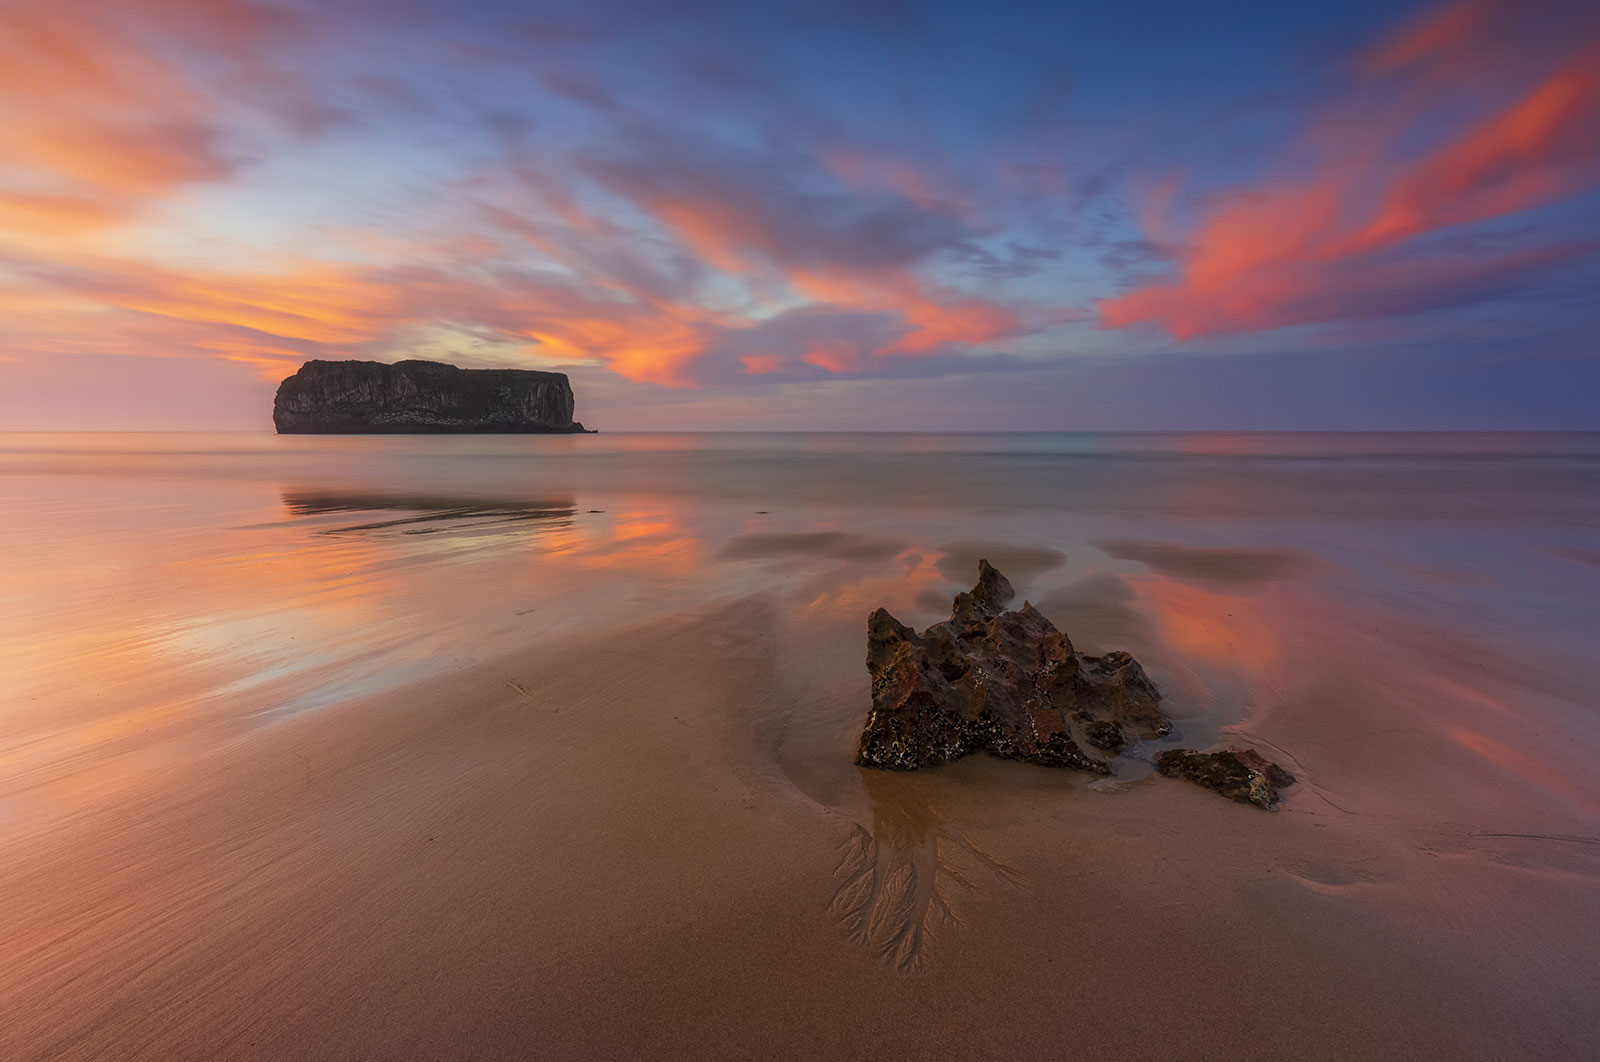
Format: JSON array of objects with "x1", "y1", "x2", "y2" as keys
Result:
[{"x1": 3, "y1": 433, "x2": 1599, "y2": 1060}]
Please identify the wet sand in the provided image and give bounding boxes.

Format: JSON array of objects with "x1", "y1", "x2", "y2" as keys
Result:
[
  {"x1": 3, "y1": 433, "x2": 1599, "y2": 1059},
  {"x1": 5, "y1": 582, "x2": 1599, "y2": 1059}
]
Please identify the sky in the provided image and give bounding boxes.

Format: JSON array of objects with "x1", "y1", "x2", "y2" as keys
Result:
[{"x1": 1, "y1": 0, "x2": 1598, "y2": 430}]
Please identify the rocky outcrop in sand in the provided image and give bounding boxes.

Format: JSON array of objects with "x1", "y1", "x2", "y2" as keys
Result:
[
  {"x1": 1155, "y1": 747, "x2": 1297, "y2": 810},
  {"x1": 856, "y1": 561, "x2": 1170, "y2": 773},
  {"x1": 855, "y1": 561, "x2": 1297, "y2": 810},
  {"x1": 273, "y1": 359, "x2": 590, "y2": 433}
]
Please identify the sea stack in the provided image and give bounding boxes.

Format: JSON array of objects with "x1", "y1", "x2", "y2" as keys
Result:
[{"x1": 273, "y1": 359, "x2": 591, "y2": 434}]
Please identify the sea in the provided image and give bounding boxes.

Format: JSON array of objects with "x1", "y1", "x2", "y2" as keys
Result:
[{"x1": 4, "y1": 431, "x2": 1598, "y2": 790}]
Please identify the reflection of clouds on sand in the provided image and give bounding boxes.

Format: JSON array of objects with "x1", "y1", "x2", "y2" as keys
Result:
[
  {"x1": 718, "y1": 530, "x2": 909, "y2": 563},
  {"x1": 1035, "y1": 572, "x2": 1156, "y2": 655},
  {"x1": 1550, "y1": 547, "x2": 1600, "y2": 570},
  {"x1": 1379, "y1": 558, "x2": 1489, "y2": 587},
  {"x1": 567, "y1": 511, "x2": 707, "y2": 578},
  {"x1": 1095, "y1": 539, "x2": 1319, "y2": 590},
  {"x1": 901, "y1": 542, "x2": 1067, "y2": 616},
  {"x1": 932, "y1": 541, "x2": 1066, "y2": 583},
  {"x1": 722, "y1": 530, "x2": 963, "y2": 629},
  {"x1": 1128, "y1": 576, "x2": 1285, "y2": 689},
  {"x1": 828, "y1": 773, "x2": 1021, "y2": 975},
  {"x1": 1034, "y1": 573, "x2": 1214, "y2": 718}
]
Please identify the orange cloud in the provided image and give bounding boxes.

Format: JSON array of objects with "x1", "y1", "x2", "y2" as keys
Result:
[
  {"x1": 517, "y1": 300, "x2": 723, "y2": 386},
  {"x1": 884, "y1": 295, "x2": 1021, "y2": 354},
  {"x1": 1360, "y1": 44, "x2": 1600, "y2": 247},
  {"x1": 1361, "y1": 0, "x2": 1496, "y2": 75},
  {"x1": 654, "y1": 197, "x2": 1028, "y2": 362},
  {"x1": 37, "y1": 259, "x2": 397, "y2": 345},
  {"x1": 0, "y1": 193, "x2": 125, "y2": 235},
  {"x1": 0, "y1": 0, "x2": 1041, "y2": 392},
  {"x1": 819, "y1": 145, "x2": 961, "y2": 215},
  {"x1": 1, "y1": 8, "x2": 210, "y2": 230},
  {"x1": 1099, "y1": 2, "x2": 1600, "y2": 340},
  {"x1": 800, "y1": 348, "x2": 858, "y2": 373},
  {"x1": 581, "y1": 148, "x2": 1034, "y2": 367},
  {"x1": 786, "y1": 268, "x2": 1026, "y2": 359},
  {"x1": 740, "y1": 354, "x2": 784, "y2": 375},
  {"x1": 6, "y1": 247, "x2": 739, "y2": 387},
  {"x1": 0, "y1": 0, "x2": 313, "y2": 243}
]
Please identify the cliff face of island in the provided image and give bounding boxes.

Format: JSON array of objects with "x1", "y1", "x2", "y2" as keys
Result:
[{"x1": 273, "y1": 359, "x2": 590, "y2": 434}]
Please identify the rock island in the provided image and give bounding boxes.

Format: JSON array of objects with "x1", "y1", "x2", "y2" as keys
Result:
[{"x1": 273, "y1": 359, "x2": 591, "y2": 433}]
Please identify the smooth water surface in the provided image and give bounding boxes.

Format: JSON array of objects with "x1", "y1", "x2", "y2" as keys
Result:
[{"x1": 4, "y1": 431, "x2": 1597, "y2": 821}]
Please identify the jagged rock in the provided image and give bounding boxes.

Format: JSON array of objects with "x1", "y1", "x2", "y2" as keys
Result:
[
  {"x1": 1083, "y1": 719, "x2": 1126, "y2": 753},
  {"x1": 273, "y1": 359, "x2": 591, "y2": 434},
  {"x1": 1155, "y1": 747, "x2": 1296, "y2": 810},
  {"x1": 856, "y1": 560, "x2": 1169, "y2": 772},
  {"x1": 853, "y1": 561, "x2": 1303, "y2": 812}
]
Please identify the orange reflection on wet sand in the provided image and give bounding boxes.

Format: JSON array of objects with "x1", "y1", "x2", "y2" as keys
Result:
[
  {"x1": 1449, "y1": 726, "x2": 1600, "y2": 820},
  {"x1": 1124, "y1": 572, "x2": 1288, "y2": 686},
  {"x1": 0, "y1": 478, "x2": 743, "y2": 832}
]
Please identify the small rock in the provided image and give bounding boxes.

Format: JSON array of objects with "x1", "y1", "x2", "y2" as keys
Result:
[
  {"x1": 1155, "y1": 747, "x2": 1296, "y2": 810},
  {"x1": 1084, "y1": 720, "x2": 1126, "y2": 753},
  {"x1": 1230, "y1": 746, "x2": 1296, "y2": 790}
]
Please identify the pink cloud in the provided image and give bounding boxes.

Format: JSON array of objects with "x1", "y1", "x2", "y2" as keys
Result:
[{"x1": 1099, "y1": 0, "x2": 1600, "y2": 340}]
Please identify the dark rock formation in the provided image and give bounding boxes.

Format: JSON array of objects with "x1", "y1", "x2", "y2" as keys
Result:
[
  {"x1": 856, "y1": 560, "x2": 1170, "y2": 773},
  {"x1": 1155, "y1": 747, "x2": 1297, "y2": 810},
  {"x1": 273, "y1": 359, "x2": 591, "y2": 434},
  {"x1": 853, "y1": 561, "x2": 1301, "y2": 810}
]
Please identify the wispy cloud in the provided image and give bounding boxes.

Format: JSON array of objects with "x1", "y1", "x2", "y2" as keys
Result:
[
  {"x1": 1099, "y1": 0, "x2": 1600, "y2": 339},
  {"x1": 2, "y1": 0, "x2": 1597, "y2": 428}
]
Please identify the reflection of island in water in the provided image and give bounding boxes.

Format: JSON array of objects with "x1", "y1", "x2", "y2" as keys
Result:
[{"x1": 281, "y1": 490, "x2": 578, "y2": 537}]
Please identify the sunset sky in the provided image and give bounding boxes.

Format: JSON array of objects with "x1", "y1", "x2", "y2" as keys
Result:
[{"x1": 3, "y1": 0, "x2": 1598, "y2": 430}]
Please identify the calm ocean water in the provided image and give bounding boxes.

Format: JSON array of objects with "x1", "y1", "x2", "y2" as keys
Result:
[{"x1": 3, "y1": 431, "x2": 1598, "y2": 818}]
